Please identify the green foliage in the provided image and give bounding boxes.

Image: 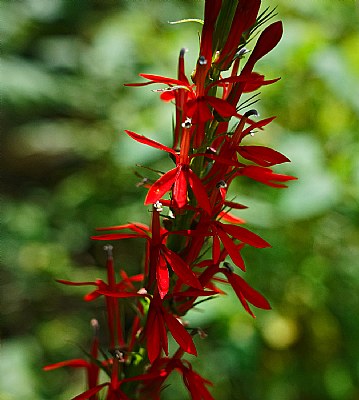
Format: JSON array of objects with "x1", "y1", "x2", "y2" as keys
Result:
[{"x1": 1, "y1": 1, "x2": 358, "y2": 399}]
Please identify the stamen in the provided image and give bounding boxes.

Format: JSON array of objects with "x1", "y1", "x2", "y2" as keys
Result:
[
  {"x1": 180, "y1": 48, "x2": 188, "y2": 57},
  {"x1": 154, "y1": 201, "x2": 163, "y2": 212},
  {"x1": 181, "y1": 117, "x2": 192, "y2": 128},
  {"x1": 216, "y1": 180, "x2": 227, "y2": 189},
  {"x1": 104, "y1": 244, "x2": 113, "y2": 257},
  {"x1": 223, "y1": 262, "x2": 234, "y2": 273},
  {"x1": 236, "y1": 47, "x2": 249, "y2": 57},
  {"x1": 198, "y1": 55, "x2": 207, "y2": 65},
  {"x1": 244, "y1": 109, "x2": 259, "y2": 118}
]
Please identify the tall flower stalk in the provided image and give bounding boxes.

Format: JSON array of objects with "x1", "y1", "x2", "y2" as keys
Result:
[{"x1": 44, "y1": 1, "x2": 296, "y2": 398}]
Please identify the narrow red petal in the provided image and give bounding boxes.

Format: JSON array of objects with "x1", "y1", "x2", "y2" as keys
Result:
[
  {"x1": 43, "y1": 359, "x2": 89, "y2": 371},
  {"x1": 173, "y1": 167, "x2": 188, "y2": 208},
  {"x1": 242, "y1": 21, "x2": 283, "y2": 75},
  {"x1": 162, "y1": 247, "x2": 202, "y2": 290},
  {"x1": 220, "y1": 222, "x2": 270, "y2": 248},
  {"x1": 139, "y1": 73, "x2": 188, "y2": 87},
  {"x1": 215, "y1": 227, "x2": 246, "y2": 271},
  {"x1": 146, "y1": 308, "x2": 162, "y2": 363},
  {"x1": 218, "y1": 210, "x2": 246, "y2": 224},
  {"x1": 157, "y1": 256, "x2": 169, "y2": 299},
  {"x1": 187, "y1": 168, "x2": 211, "y2": 214},
  {"x1": 145, "y1": 167, "x2": 179, "y2": 205},
  {"x1": 205, "y1": 96, "x2": 238, "y2": 118},
  {"x1": 125, "y1": 130, "x2": 177, "y2": 155},
  {"x1": 163, "y1": 311, "x2": 197, "y2": 356},
  {"x1": 237, "y1": 146, "x2": 290, "y2": 166},
  {"x1": 72, "y1": 383, "x2": 108, "y2": 400}
]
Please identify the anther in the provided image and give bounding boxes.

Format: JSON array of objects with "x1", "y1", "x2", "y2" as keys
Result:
[
  {"x1": 244, "y1": 109, "x2": 259, "y2": 118},
  {"x1": 205, "y1": 147, "x2": 216, "y2": 155},
  {"x1": 223, "y1": 262, "x2": 234, "y2": 273},
  {"x1": 181, "y1": 117, "x2": 192, "y2": 129},
  {"x1": 90, "y1": 319, "x2": 99, "y2": 335},
  {"x1": 216, "y1": 180, "x2": 227, "y2": 189},
  {"x1": 180, "y1": 48, "x2": 188, "y2": 57},
  {"x1": 154, "y1": 201, "x2": 163, "y2": 212},
  {"x1": 198, "y1": 55, "x2": 207, "y2": 65},
  {"x1": 236, "y1": 47, "x2": 249, "y2": 57},
  {"x1": 104, "y1": 244, "x2": 113, "y2": 257}
]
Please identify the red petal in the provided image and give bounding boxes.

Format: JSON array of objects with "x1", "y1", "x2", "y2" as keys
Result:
[
  {"x1": 223, "y1": 200, "x2": 248, "y2": 210},
  {"x1": 163, "y1": 312, "x2": 197, "y2": 356},
  {"x1": 96, "y1": 222, "x2": 149, "y2": 234},
  {"x1": 220, "y1": 223, "x2": 271, "y2": 248},
  {"x1": 242, "y1": 21, "x2": 283, "y2": 75},
  {"x1": 240, "y1": 165, "x2": 297, "y2": 188},
  {"x1": 139, "y1": 73, "x2": 188, "y2": 87},
  {"x1": 125, "y1": 130, "x2": 177, "y2": 155},
  {"x1": 43, "y1": 359, "x2": 89, "y2": 371},
  {"x1": 244, "y1": 76, "x2": 281, "y2": 92},
  {"x1": 145, "y1": 167, "x2": 179, "y2": 205},
  {"x1": 237, "y1": 145, "x2": 290, "y2": 166},
  {"x1": 157, "y1": 256, "x2": 169, "y2": 299},
  {"x1": 160, "y1": 90, "x2": 176, "y2": 102},
  {"x1": 215, "y1": 226, "x2": 246, "y2": 271},
  {"x1": 91, "y1": 233, "x2": 144, "y2": 240},
  {"x1": 56, "y1": 279, "x2": 97, "y2": 286},
  {"x1": 162, "y1": 247, "x2": 202, "y2": 290},
  {"x1": 187, "y1": 168, "x2": 211, "y2": 214},
  {"x1": 72, "y1": 383, "x2": 108, "y2": 400},
  {"x1": 218, "y1": 210, "x2": 246, "y2": 224},
  {"x1": 205, "y1": 96, "x2": 238, "y2": 118},
  {"x1": 173, "y1": 167, "x2": 188, "y2": 208},
  {"x1": 224, "y1": 271, "x2": 271, "y2": 316},
  {"x1": 241, "y1": 116, "x2": 276, "y2": 136},
  {"x1": 146, "y1": 306, "x2": 163, "y2": 363}
]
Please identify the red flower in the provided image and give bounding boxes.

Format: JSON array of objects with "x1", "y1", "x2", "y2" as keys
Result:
[
  {"x1": 143, "y1": 294, "x2": 197, "y2": 363},
  {"x1": 125, "y1": 129, "x2": 211, "y2": 213}
]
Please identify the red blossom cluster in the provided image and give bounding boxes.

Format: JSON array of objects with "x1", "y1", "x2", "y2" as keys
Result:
[{"x1": 44, "y1": 1, "x2": 296, "y2": 399}]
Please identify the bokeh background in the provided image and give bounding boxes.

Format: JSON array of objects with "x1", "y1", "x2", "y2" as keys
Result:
[{"x1": 1, "y1": 0, "x2": 359, "y2": 399}]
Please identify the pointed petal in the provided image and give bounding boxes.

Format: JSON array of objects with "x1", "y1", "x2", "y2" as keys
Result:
[
  {"x1": 215, "y1": 226, "x2": 246, "y2": 271},
  {"x1": 72, "y1": 383, "x2": 108, "y2": 400},
  {"x1": 125, "y1": 130, "x2": 177, "y2": 155},
  {"x1": 91, "y1": 233, "x2": 145, "y2": 241},
  {"x1": 218, "y1": 210, "x2": 246, "y2": 224},
  {"x1": 43, "y1": 359, "x2": 89, "y2": 371},
  {"x1": 162, "y1": 247, "x2": 202, "y2": 290},
  {"x1": 157, "y1": 256, "x2": 169, "y2": 299},
  {"x1": 221, "y1": 222, "x2": 270, "y2": 248},
  {"x1": 145, "y1": 167, "x2": 179, "y2": 205},
  {"x1": 173, "y1": 167, "x2": 188, "y2": 208},
  {"x1": 146, "y1": 307, "x2": 162, "y2": 363},
  {"x1": 139, "y1": 73, "x2": 189, "y2": 87},
  {"x1": 242, "y1": 21, "x2": 283, "y2": 75},
  {"x1": 204, "y1": 96, "x2": 238, "y2": 118},
  {"x1": 187, "y1": 168, "x2": 211, "y2": 214},
  {"x1": 163, "y1": 312, "x2": 197, "y2": 356},
  {"x1": 237, "y1": 145, "x2": 290, "y2": 166},
  {"x1": 240, "y1": 165, "x2": 297, "y2": 188}
]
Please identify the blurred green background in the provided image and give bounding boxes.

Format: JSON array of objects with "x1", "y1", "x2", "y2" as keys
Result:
[{"x1": 1, "y1": 0, "x2": 359, "y2": 399}]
